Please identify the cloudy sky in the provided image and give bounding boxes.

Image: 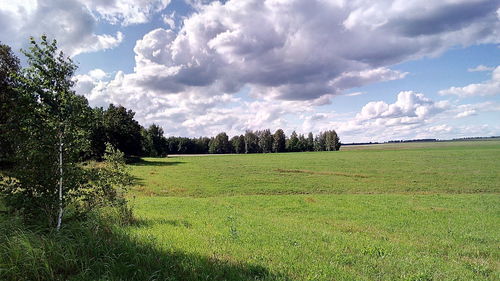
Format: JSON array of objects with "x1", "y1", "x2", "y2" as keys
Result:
[{"x1": 1, "y1": 0, "x2": 499, "y2": 142}]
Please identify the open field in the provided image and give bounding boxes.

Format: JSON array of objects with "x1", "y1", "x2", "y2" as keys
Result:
[
  {"x1": 1, "y1": 140, "x2": 498, "y2": 280},
  {"x1": 123, "y1": 140, "x2": 500, "y2": 280},
  {"x1": 131, "y1": 140, "x2": 500, "y2": 197}
]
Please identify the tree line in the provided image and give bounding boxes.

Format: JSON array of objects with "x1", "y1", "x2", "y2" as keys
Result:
[
  {"x1": 159, "y1": 129, "x2": 341, "y2": 155},
  {"x1": 0, "y1": 36, "x2": 340, "y2": 229},
  {"x1": 89, "y1": 107, "x2": 341, "y2": 157},
  {"x1": 37, "y1": 103, "x2": 341, "y2": 160},
  {"x1": 90, "y1": 119, "x2": 341, "y2": 157}
]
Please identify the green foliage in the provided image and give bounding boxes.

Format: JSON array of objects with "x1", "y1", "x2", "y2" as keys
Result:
[
  {"x1": 144, "y1": 124, "x2": 168, "y2": 157},
  {"x1": 87, "y1": 107, "x2": 107, "y2": 160},
  {"x1": 244, "y1": 130, "x2": 259, "y2": 153},
  {"x1": 0, "y1": 37, "x2": 133, "y2": 229},
  {"x1": 0, "y1": 43, "x2": 21, "y2": 165},
  {"x1": 324, "y1": 130, "x2": 340, "y2": 151},
  {"x1": 0, "y1": 36, "x2": 92, "y2": 226},
  {"x1": 257, "y1": 129, "x2": 273, "y2": 153},
  {"x1": 70, "y1": 144, "x2": 133, "y2": 219},
  {"x1": 272, "y1": 129, "x2": 286, "y2": 152},
  {"x1": 307, "y1": 132, "x2": 314, "y2": 151},
  {"x1": 147, "y1": 129, "x2": 340, "y2": 155},
  {"x1": 209, "y1": 132, "x2": 231, "y2": 154},
  {"x1": 286, "y1": 131, "x2": 299, "y2": 152},
  {"x1": 103, "y1": 104, "x2": 143, "y2": 156},
  {"x1": 230, "y1": 135, "x2": 245, "y2": 154},
  {"x1": 297, "y1": 133, "x2": 307, "y2": 151}
]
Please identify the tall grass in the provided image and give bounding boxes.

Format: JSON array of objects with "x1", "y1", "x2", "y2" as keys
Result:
[{"x1": 0, "y1": 207, "x2": 287, "y2": 281}]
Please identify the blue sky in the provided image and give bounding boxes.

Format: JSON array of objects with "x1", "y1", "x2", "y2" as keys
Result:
[{"x1": 1, "y1": 0, "x2": 499, "y2": 142}]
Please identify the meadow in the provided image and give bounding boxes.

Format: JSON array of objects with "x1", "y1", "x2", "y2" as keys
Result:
[
  {"x1": 124, "y1": 140, "x2": 500, "y2": 280},
  {"x1": 1, "y1": 140, "x2": 499, "y2": 280}
]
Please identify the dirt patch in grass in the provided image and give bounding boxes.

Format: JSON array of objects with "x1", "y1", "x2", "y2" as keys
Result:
[
  {"x1": 275, "y1": 169, "x2": 369, "y2": 178},
  {"x1": 304, "y1": 197, "x2": 317, "y2": 203},
  {"x1": 133, "y1": 186, "x2": 160, "y2": 196}
]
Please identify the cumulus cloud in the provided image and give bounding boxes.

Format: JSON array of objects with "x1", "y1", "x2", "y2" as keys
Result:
[
  {"x1": 75, "y1": 66, "x2": 499, "y2": 141},
  {"x1": 356, "y1": 91, "x2": 449, "y2": 122},
  {"x1": 328, "y1": 93, "x2": 500, "y2": 142},
  {"x1": 301, "y1": 91, "x2": 457, "y2": 142},
  {"x1": 71, "y1": 0, "x2": 499, "y2": 140},
  {"x1": 96, "y1": 0, "x2": 500, "y2": 104},
  {"x1": 73, "y1": 69, "x2": 115, "y2": 107},
  {"x1": 439, "y1": 66, "x2": 500, "y2": 98},
  {"x1": 0, "y1": 0, "x2": 170, "y2": 56}
]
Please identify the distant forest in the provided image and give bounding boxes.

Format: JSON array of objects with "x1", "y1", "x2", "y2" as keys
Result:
[{"x1": 88, "y1": 104, "x2": 341, "y2": 158}]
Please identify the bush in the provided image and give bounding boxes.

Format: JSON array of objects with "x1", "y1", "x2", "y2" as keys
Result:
[{"x1": 0, "y1": 144, "x2": 133, "y2": 227}]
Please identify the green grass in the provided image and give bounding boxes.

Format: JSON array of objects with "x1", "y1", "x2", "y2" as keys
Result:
[
  {"x1": 1, "y1": 140, "x2": 499, "y2": 280},
  {"x1": 130, "y1": 140, "x2": 500, "y2": 197},
  {"x1": 129, "y1": 194, "x2": 499, "y2": 281},
  {"x1": 0, "y1": 209, "x2": 280, "y2": 281},
  {"x1": 121, "y1": 140, "x2": 500, "y2": 280}
]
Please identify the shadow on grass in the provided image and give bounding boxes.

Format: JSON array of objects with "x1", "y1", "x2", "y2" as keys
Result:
[
  {"x1": 130, "y1": 158, "x2": 185, "y2": 167},
  {"x1": 0, "y1": 214, "x2": 290, "y2": 281}
]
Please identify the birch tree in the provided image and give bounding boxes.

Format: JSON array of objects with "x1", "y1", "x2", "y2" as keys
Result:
[
  {"x1": 272, "y1": 129, "x2": 286, "y2": 153},
  {"x1": 1, "y1": 36, "x2": 91, "y2": 229}
]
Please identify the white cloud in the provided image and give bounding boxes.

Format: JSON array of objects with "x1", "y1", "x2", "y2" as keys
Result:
[
  {"x1": 356, "y1": 91, "x2": 449, "y2": 123},
  {"x1": 345, "y1": 92, "x2": 366, "y2": 97},
  {"x1": 0, "y1": 0, "x2": 170, "y2": 56},
  {"x1": 330, "y1": 68, "x2": 408, "y2": 91},
  {"x1": 356, "y1": 91, "x2": 449, "y2": 122},
  {"x1": 161, "y1": 11, "x2": 176, "y2": 29},
  {"x1": 75, "y1": 65, "x2": 500, "y2": 141},
  {"x1": 71, "y1": 32, "x2": 124, "y2": 56},
  {"x1": 439, "y1": 66, "x2": 500, "y2": 98},
  {"x1": 327, "y1": 93, "x2": 500, "y2": 142},
  {"x1": 312, "y1": 91, "x2": 456, "y2": 142},
  {"x1": 103, "y1": 0, "x2": 500, "y2": 104},
  {"x1": 452, "y1": 101, "x2": 500, "y2": 118},
  {"x1": 73, "y1": 69, "x2": 115, "y2": 107},
  {"x1": 427, "y1": 124, "x2": 453, "y2": 134},
  {"x1": 468, "y1": 65, "x2": 495, "y2": 72},
  {"x1": 88, "y1": 69, "x2": 108, "y2": 80},
  {"x1": 81, "y1": 0, "x2": 171, "y2": 26},
  {"x1": 456, "y1": 110, "x2": 477, "y2": 118},
  {"x1": 71, "y1": 0, "x2": 499, "y2": 140}
]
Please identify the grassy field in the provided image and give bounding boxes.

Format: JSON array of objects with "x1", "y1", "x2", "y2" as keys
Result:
[
  {"x1": 122, "y1": 140, "x2": 500, "y2": 280},
  {"x1": 1, "y1": 140, "x2": 498, "y2": 280},
  {"x1": 131, "y1": 140, "x2": 500, "y2": 197}
]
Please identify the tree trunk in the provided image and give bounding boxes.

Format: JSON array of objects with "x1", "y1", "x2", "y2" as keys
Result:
[{"x1": 56, "y1": 132, "x2": 63, "y2": 231}]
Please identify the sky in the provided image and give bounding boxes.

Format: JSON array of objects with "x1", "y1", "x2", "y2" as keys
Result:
[{"x1": 1, "y1": 0, "x2": 499, "y2": 142}]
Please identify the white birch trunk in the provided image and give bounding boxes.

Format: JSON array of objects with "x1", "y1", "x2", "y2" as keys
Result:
[{"x1": 56, "y1": 132, "x2": 63, "y2": 231}]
